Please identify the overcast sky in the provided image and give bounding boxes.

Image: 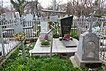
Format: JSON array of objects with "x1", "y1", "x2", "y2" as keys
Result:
[{"x1": 0, "y1": 0, "x2": 68, "y2": 8}]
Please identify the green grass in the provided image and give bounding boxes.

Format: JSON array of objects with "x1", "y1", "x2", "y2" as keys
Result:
[
  {"x1": 1, "y1": 41, "x2": 103, "y2": 71},
  {"x1": 0, "y1": 41, "x2": 83, "y2": 71}
]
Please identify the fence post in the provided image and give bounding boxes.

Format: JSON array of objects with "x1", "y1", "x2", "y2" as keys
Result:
[{"x1": 0, "y1": 26, "x2": 5, "y2": 57}]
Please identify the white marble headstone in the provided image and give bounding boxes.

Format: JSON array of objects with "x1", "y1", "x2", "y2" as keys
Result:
[
  {"x1": 5, "y1": 12, "x2": 14, "y2": 21},
  {"x1": 15, "y1": 12, "x2": 20, "y2": 18},
  {"x1": 25, "y1": 13, "x2": 33, "y2": 21},
  {"x1": 14, "y1": 24, "x2": 23, "y2": 33},
  {"x1": 50, "y1": 15, "x2": 58, "y2": 22},
  {"x1": 40, "y1": 21, "x2": 48, "y2": 33}
]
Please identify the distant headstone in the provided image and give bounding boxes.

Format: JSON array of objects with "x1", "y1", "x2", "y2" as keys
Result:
[
  {"x1": 25, "y1": 13, "x2": 33, "y2": 21},
  {"x1": 14, "y1": 21, "x2": 23, "y2": 33},
  {"x1": 5, "y1": 12, "x2": 14, "y2": 21},
  {"x1": 15, "y1": 12, "x2": 20, "y2": 18},
  {"x1": 40, "y1": 21, "x2": 48, "y2": 33},
  {"x1": 50, "y1": 15, "x2": 58, "y2": 22},
  {"x1": 60, "y1": 16, "x2": 73, "y2": 38}
]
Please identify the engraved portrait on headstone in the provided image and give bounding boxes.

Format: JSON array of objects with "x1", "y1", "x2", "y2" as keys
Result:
[{"x1": 86, "y1": 41, "x2": 96, "y2": 60}]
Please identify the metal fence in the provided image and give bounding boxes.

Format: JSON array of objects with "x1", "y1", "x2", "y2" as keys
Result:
[{"x1": 0, "y1": 18, "x2": 40, "y2": 59}]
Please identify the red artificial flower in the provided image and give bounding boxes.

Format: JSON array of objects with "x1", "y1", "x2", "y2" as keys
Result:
[
  {"x1": 48, "y1": 25, "x2": 52, "y2": 29},
  {"x1": 65, "y1": 34, "x2": 70, "y2": 39}
]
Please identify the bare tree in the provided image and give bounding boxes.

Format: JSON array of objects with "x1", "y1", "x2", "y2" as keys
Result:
[
  {"x1": 24, "y1": 0, "x2": 43, "y2": 17},
  {"x1": 66, "y1": 0, "x2": 101, "y2": 17}
]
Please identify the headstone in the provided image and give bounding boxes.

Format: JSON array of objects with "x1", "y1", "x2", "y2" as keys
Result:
[
  {"x1": 50, "y1": 15, "x2": 58, "y2": 22},
  {"x1": 25, "y1": 13, "x2": 33, "y2": 21},
  {"x1": 24, "y1": 13, "x2": 33, "y2": 27},
  {"x1": 71, "y1": 14, "x2": 102, "y2": 68},
  {"x1": 40, "y1": 21, "x2": 48, "y2": 32},
  {"x1": 60, "y1": 16, "x2": 77, "y2": 47},
  {"x1": 5, "y1": 12, "x2": 14, "y2": 21},
  {"x1": 14, "y1": 20, "x2": 23, "y2": 33},
  {"x1": 60, "y1": 16, "x2": 73, "y2": 38},
  {"x1": 15, "y1": 12, "x2": 20, "y2": 19}
]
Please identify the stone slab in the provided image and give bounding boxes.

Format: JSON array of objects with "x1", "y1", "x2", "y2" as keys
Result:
[
  {"x1": 29, "y1": 38, "x2": 78, "y2": 55},
  {"x1": 70, "y1": 53, "x2": 102, "y2": 68}
]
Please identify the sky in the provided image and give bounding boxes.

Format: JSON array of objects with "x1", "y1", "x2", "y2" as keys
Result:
[
  {"x1": 0, "y1": 0, "x2": 68, "y2": 8},
  {"x1": 38, "y1": 0, "x2": 68, "y2": 8}
]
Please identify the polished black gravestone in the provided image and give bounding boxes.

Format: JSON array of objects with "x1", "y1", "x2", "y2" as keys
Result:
[
  {"x1": 60, "y1": 16, "x2": 77, "y2": 47},
  {"x1": 61, "y1": 16, "x2": 73, "y2": 38}
]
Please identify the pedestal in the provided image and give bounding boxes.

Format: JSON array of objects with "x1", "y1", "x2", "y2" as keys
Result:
[{"x1": 71, "y1": 53, "x2": 102, "y2": 68}]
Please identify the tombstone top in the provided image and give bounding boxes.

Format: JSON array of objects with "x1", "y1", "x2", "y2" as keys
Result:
[{"x1": 25, "y1": 13, "x2": 33, "y2": 21}]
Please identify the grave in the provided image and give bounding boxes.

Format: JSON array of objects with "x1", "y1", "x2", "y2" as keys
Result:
[
  {"x1": 25, "y1": 13, "x2": 33, "y2": 21},
  {"x1": 60, "y1": 16, "x2": 77, "y2": 47},
  {"x1": 50, "y1": 15, "x2": 58, "y2": 22},
  {"x1": 5, "y1": 12, "x2": 15, "y2": 21},
  {"x1": 71, "y1": 14, "x2": 102, "y2": 68},
  {"x1": 13, "y1": 20, "x2": 23, "y2": 33},
  {"x1": 15, "y1": 12, "x2": 20, "y2": 19}
]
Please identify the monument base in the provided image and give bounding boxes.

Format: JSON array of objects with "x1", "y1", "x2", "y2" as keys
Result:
[
  {"x1": 59, "y1": 37, "x2": 77, "y2": 47},
  {"x1": 70, "y1": 53, "x2": 102, "y2": 68}
]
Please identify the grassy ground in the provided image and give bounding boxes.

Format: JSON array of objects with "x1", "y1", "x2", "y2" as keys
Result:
[
  {"x1": 0, "y1": 41, "x2": 82, "y2": 71},
  {"x1": 0, "y1": 40, "x2": 102, "y2": 71}
]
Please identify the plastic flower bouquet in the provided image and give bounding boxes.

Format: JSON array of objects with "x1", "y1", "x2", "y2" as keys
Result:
[
  {"x1": 63, "y1": 34, "x2": 71, "y2": 41},
  {"x1": 41, "y1": 35, "x2": 50, "y2": 46},
  {"x1": 13, "y1": 32, "x2": 26, "y2": 41}
]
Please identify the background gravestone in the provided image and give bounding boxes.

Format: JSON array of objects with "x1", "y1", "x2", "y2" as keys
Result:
[
  {"x1": 25, "y1": 13, "x2": 33, "y2": 21},
  {"x1": 60, "y1": 16, "x2": 73, "y2": 38},
  {"x1": 5, "y1": 12, "x2": 14, "y2": 21},
  {"x1": 14, "y1": 20, "x2": 23, "y2": 33},
  {"x1": 15, "y1": 12, "x2": 20, "y2": 19},
  {"x1": 50, "y1": 15, "x2": 58, "y2": 22},
  {"x1": 40, "y1": 21, "x2": 48, "y2": 33}
]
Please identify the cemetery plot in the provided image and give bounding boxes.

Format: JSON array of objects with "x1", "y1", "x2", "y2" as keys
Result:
[{"x1": 29, "y1": 38, "x2": 78, "y2": 55}]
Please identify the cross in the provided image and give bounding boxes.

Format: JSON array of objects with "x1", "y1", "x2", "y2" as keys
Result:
[{"x1": 89, "y1": 11, "x2": 96, "y2": 32}]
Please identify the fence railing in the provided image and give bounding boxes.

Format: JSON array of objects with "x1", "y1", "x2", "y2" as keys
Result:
[
  {"x1": 0, "y1": 19, "x2": 40, "y2": 58},
  {"x1": 0, "y1": 19, "x2": 40, "y2": 38},
  {"x1": 99, "y1": 26, "x2": 106, "y2": 64}
]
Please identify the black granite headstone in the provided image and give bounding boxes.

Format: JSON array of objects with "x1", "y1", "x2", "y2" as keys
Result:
[{"x1": 60, "y1": 16, "x2": 73, "y2": 38}]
